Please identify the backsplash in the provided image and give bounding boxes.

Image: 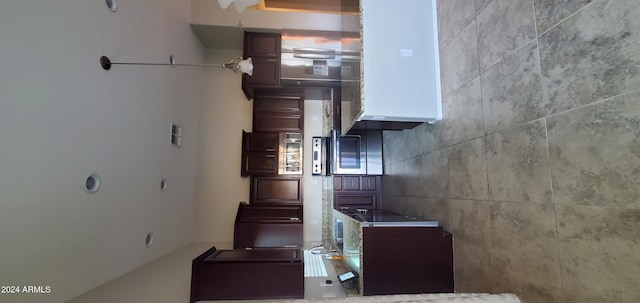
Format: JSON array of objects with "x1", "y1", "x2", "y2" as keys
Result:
[{"x1": 382, "y1": 0, "x2": 640, "y2": 302}]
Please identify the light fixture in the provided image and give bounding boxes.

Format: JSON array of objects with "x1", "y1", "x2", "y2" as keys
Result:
[
  {"x1": 218, "y1": 0, "x2": 260, "y2": 13},
  {"x1": 99, "y1": 55, "x2": 254, "y2": 76},
  {"x1": 222, "y1": 57, "x2": 253, "y2": 75}
]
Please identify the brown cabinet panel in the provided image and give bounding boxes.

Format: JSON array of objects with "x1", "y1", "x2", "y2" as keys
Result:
[
  {"x1": 251, "y1": 176, "x2": 302, "y2": 205},
  {"x1": 254, "y1": 96, "x2": 304, "y2": 113},
  {"x1": 253, "y1": 94, "x2": 304, "y2": 133},
  {"x1": 242, "y1": 32, "x2": 282, "y2": 99},
  {"x1": 244, "y1": 32, "x2": 281, "y2": 57},
  {"x1": 334, "y1": 193, "x2": 376, "y2": 207},
  {"x1": 243, "y1": 131, "x2": 279, "y2": 152},
  {"x1": 241, "y1": 131, "x2": 279, "y2": 177},
  {"x1": 333, "y1": 175, "x2": 381, "y2": 209},
  {"x1": 243, "y1": 154, "x2": 278, "y2": 175},
  {"x1": 243, "y1": 57, "x2": 281, "y2": 87},
  {"x1": 333, "y1": 176, "x2": 343, "y2": 191},
  {"x1": 361, "y1": 227, "x2": 454, "y2": 295},
  {"x1": 360, "y1": 176, "x2": 378, "y2": 191},
  {"x1": 342, "y1": 176, "x2": 361, "y2": 191},
  {"x1": 236, "y1": 203, "x2": 303, "y2": 221},
  {"x1": 254, "y1": 113, "x2": 303, "y2": 132},
  {"x1": 190, "y1": 247, "x2": 303, "y2": 302}
]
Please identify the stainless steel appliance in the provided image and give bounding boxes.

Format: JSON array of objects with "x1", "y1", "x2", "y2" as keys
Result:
[
  {"x1": 311, "y1": 130, "x2": 383, "y2": 176},
  {"x1": 281, "y1": 29, "x2": 361, "y2": 85},
  {"x1": 279, "y1": 133, "x2": 303, "y2": 175},
  {"x1": 311, "y1": 136, "x2": 328, "y2": 176}
]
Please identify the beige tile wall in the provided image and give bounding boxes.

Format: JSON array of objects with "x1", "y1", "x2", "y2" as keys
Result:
[{"x1": 382, "y1": 0, "x2": 640, "y2": 302}]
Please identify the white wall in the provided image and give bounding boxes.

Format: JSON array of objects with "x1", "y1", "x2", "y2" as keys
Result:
[
  {"x1": 0, "y1": 1, "x2": 204, "y2": 302},
  {"x1": 303, "y1": 100, "x2": 325, "y2": 244},
  {"x1": 195, "y1": 48, "x2": 252, "y2": 245}
]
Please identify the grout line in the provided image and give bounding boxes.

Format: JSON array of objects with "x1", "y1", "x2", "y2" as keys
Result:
[
  {"x1": 544, "y1": 115, "x2": 565, "y2": 296},
  {"x1": 536, "y1": 0, "x2": 597, "y2": 38}
]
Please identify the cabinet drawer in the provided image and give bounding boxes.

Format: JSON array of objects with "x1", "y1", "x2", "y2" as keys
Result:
[
  {"x1": 254, "y1": 96, "x2": 303, "y2": 113},
  {"x1": 334, "y1": 193, "x2": 376, "y2": 207}
]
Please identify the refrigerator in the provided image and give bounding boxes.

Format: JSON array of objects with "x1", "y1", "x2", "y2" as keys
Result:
[{"x1": 280, "y1": 29, "x2": 361, "y2": 85}]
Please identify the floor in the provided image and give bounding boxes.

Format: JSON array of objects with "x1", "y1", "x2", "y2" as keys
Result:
[
  {"x1": 68, "y1": 243, "x2": 347, "y2": 303},
  {"x1": 381, "y1": 0, "x2": 640, "y2": 302}
]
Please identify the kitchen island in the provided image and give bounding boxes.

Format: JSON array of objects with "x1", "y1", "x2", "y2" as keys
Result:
[
  {"x1": 330, "y1": 209, "x2": 454, "y2": 296},
  {"x1": 340, "y1": 0, "x2": 442, "y2": 134}
]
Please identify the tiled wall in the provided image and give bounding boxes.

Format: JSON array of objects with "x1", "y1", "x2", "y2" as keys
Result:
[{"x1": 381, "y1": 0, "x2": 640, "y2": 302}]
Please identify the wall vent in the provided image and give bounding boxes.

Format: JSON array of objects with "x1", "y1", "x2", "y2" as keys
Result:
[{"x1": 170, "y1": 123, "x2": 182, "y2": 147}]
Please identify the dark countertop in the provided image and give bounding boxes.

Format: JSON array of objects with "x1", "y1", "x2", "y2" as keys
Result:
[{"x1": 337, "y1": 209, "x2": 439, "y2": 227}]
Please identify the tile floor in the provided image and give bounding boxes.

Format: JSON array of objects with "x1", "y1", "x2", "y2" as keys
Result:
[{"x1": 382, "y1": 0, "x2": 640, "y2": 302}]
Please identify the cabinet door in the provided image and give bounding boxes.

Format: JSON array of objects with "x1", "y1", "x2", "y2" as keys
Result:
[
  {"x1": 244, "y1": 131, "x2": 279, "y2": 152},
  {"x1": 360, "y1": 176, "x2": 378, "y2": 191},
  {"x1": 243, "y1": 153, "x2": 278, "y2": 176},
  {"x1": 243, "y1": 57, "x2": 281, "y2": 87},
  {"x1": 244, "y1": 32, "x2": 281, "y2": 58},
  {"x1": 253, "y1": 95, "x2": 304, "y2": 132},
  {"x1": 342, "y1": 176, "x2": 361, "y2": 191},
  {"x1": 242, "y1": 32, "x2": 282, "y2": 99},
  {"x1": 251, "y1": 176, "x2": 303, "y2": 205},
  {"x1": 241, "y1": 131, "x2": 279, "y2": 176}
]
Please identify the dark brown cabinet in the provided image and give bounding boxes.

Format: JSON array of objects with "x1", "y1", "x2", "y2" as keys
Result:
[
  {"x1": 251, "y1": 176, "x2": 302, "y2": 205},
  {"x1": 333, "y1": 175, "x2": 381, "y2": 210},
  {"x1": 190, "y1": 246, "x2": 303, "y2": 302},
  {"x1": 253, "y1": 94, "x2": 304, "y2": 133},
  {"x1": 234, "y1": 202, "x2": 303, "y2": 249},
  {"x1": 361, "y1": 226, "x2": 454, "y2": 295},
  {"x1": 242, "y1": 32, "x2": 282, "y2": 99},
  {"x1": 241, "y1": 131, "x2": 279, "y2": 177}
]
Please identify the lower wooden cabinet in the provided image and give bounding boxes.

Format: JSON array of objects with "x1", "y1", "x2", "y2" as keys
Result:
[
  {"x1": 361, "y1": 227, "x2": 454, "y2": 295},
  {"x1": 333, "y1": 175, "x2": 381, "y2": 210},
  {"x1": 233, "y1": 202, "x2": 303, "y2": 249},
  {"x1": 251, "y1": 176, "x2": 303, "y2": 205},
  {"x1": 190, "y1": 246, "x2": 303, "y2": 302}
]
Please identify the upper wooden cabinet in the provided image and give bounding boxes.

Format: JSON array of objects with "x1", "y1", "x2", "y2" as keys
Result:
[
  {"x1": 242, "y1": 32, "x2": 282, "y2": 99},
  {"x1": 253, "y1": 94, "x2": 304, "y2": 133},
  {"x1": 244, "y1": 33, "x2": 281, "y2": 57},
  {"x1": 241, "y1": 131, "x2": 279, "y2": 177}
]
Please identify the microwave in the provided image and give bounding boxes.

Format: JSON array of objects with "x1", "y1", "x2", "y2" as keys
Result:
[{"x1": 312, "y1": 130, "x2": 383, "y2": 176}]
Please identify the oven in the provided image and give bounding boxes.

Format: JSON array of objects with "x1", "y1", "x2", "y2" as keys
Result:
[{"x1": 312, "y1": 130, "x2": 382, "y2": 176}]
